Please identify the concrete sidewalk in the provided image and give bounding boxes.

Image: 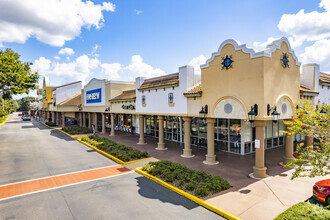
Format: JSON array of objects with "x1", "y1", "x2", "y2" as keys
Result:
[{"x1": 97, "y1": 131, "x2": 328, "y2": 220}]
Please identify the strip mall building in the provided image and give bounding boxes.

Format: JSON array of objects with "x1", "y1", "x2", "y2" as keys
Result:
[{"x1": 37, "y1": 37, "x2": 330, "y2": 179}]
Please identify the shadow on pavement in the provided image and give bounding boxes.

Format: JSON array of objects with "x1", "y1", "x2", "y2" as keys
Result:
[{"x1": 135, "y1": 176, "x2": 200, "y2": 210}]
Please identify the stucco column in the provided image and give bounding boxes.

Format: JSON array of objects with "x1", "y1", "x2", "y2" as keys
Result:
[
  {"x1": 203, "y1": 118, "x2": 218, "y2": 165},
  {"x1": 306, "y1": 135, "x2": 313, "y2": 147},
  {"x1": 79, "y1": 112, "x2": 82, "y2": 126},
  {"x1": 82, "y1": 112, "x2": 86, "y2": 127},
  {"x1": 110, "y1": 113, "x2": 115, "y2": 136},
  {"x1": 61, "y1": 112, "x2": 65, "y2": 128},
  {"x1": 156, "y1": 116, "x2": 167, "y2": 150},
  {"x1": 101, "y1": 113, "x2": 105, "y2": 134},
  {"x1": 283, "y1": 120, "x2": 295, "y2": 164},
  {"x1": 88, "y1": 112, "x2": 91, "y2": 128},
  {"x1": 94, "y1": 112, "x2": 97, "y2": 129},
  {"x1": 181, "y1": 117, "x2": 194, "y2": 158},
  {"x1": 137, "y1": 114, "x2": 146, "y2": 145},
  {"x1": 252, "y1": 120, "x2": 268, "y2": 179},
  {"x1": 55, "y1": 112, "x2": 58, "y2": 125},
  {"x1": 52, "y1": 111, "x2": 55, "y2": 122}
]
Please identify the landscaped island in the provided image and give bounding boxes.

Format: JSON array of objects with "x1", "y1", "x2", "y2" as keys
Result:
[
  {"x1": 62, "y1": 125, "x2": 93, "y2": 134},
  {"x1": 142, "y1": 160, "x2": 230, "y2": 198},
  {"x1": 81, "y1": 135, "x2": 148, "y2": 162}
]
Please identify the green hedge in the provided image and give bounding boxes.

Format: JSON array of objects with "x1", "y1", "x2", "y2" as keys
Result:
[
  {"x1": 45, "y1": 122, "x2": 57, "y2": 126},
  {"x1": 275, "y1": 202, "x2": 330, "y2": 220},
  {"x1": 81, "y1": 135, "x2": 148, "y2": 162},
  {"x1": 62, "y1": 125, "x2": 93, "y2": 134},
  {"x1": 0, "y1": 116, "x2": 7, "y2": 123},
  {"x1": 142, "y1": 160, "x2": 230, "y2": 198}
]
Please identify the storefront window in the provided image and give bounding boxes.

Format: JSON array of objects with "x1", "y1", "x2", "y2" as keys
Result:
[
  {"x1": 229, "y1": 119, "x2": 241, "y2": 153},
  {"x1": 191, "y1": 117, "x2": 207, "y2": 147}
]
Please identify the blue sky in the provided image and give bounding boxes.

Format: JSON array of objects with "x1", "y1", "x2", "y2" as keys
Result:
[{"x1": 1, "y1": 0, "x2": 329, "y2": 98}]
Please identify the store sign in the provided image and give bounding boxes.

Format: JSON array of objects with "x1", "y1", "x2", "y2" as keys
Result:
[
  {"x1": 43, "y1": 90, "x2": 46, "y2": 99},
  {"x1": 86, "y1": 88, "x2": 102, "y2": 103},
  {"x1": 122, "y1": 104, "x2": 135, "y2": 110}
]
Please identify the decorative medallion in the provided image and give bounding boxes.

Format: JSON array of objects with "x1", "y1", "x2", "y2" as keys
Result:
[
  {"x1": 281, "y1": 53, "x2": 289, "y2": 68},
  {"x1": 282, "y1": 103, "x2": 287, "y2": 113},
  {"x1": 221, "y1": 55, "x2": 234, "y2": 70},
  {"x1": 224, "y1": 103, "x2": 233, "y2": 114}
]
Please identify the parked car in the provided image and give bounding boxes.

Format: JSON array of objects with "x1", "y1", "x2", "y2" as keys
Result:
[
  {"x1": 313, "y1": 179, "x2": 330, "y2": 205},
  {"x1": 22, "y1": 115, "x2": 31, "y2": 121},
  {"x1": 18, "y1": 113, "x2": 22, "y2": 116}
]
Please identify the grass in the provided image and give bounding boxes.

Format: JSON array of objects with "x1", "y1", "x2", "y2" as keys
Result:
[
  {"x1": 62, "y1": 125, "x2": 93, "y2": 134},
  {"x1": 275, "y1": 202, "x2": 330, "y2": 220},
  {"x1": 142, "y1": 160, "x2": 230, "y2": 198},
  {"x1": 81, "y1": 135, "x2": 148, "y2": 162}
]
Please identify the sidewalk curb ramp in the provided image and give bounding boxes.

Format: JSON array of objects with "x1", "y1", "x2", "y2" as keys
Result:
[{"x1": 135, "y1": 167, "x2": 241, "y2": 220}]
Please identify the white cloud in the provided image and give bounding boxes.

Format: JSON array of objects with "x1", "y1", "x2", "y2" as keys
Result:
[
  {"x1": 31, "y1": 54, "x2": 99, "y2": 84},
  {"x1": 0, "y1": 0, "x2": 115, "y2": 47},
  {"x1": 125, "y1": 55, "x2": 165, "y2": 78},
  {"x1": 101, "y1": 63, "x2": 121, "y2": 79},
  {"x1": 91, "y1": 44, "x2": 101, "y2": 57},
  {"x1": 58, "y1": 47, "x2": 75, "y2": 56},
  {"x1": 189, "y1": 55, "x2": 207, "y2": 75},
  {"x1": 301, "y1": 39, "x2": 330, "y2": 67},
  {"x1": 278, "y1": 0, "x2": 330, "y2": 44},
  {"x1": 135, "y1": 10, "x2": 143, "y2": 15},
  {"x1": 54, "y1": 55, "x2": 60, "y2": 60},
  {"x1": 31, "y1": 57, "x2": 51, "y2": 75},
  {"x1": 253, "y1": 37, "x2": 279, "y2": 50}
]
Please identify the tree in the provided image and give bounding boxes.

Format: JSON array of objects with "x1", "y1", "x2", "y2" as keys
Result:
[
  {"x1": 0, "y1": 49, "x2": 39, "y2": 99},
  {"x1": 0, "y1": 96, "x2": 19, "y2": 117},
  {"x1": 17, "y1": 97, "x2": 36, "y2": 112},
  {"x1": 284, "y1": 100, "x2": 330, "y2": 179}
]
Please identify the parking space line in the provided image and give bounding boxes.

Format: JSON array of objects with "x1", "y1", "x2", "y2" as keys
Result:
[{"x1": 0, "y1": 165, "x2": 132, "y2": 201}]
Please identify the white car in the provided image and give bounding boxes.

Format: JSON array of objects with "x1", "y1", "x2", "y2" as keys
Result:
[{"x1": 22, "y1": 115, "x2": 31, "y2": 121}]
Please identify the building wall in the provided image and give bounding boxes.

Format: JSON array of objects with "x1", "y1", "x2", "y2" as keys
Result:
[
  {"x1": 110, "y1": 101, "x2": 136, "y2": 114},
  {"x1": 187, "y1": 96, "x2": 202, "y2": 116},
  {"x1": 136, "y1": 65, "x2": 198, "y2": 115},
  {"x1": 301, "y1": 64, "x2": 330, "y2": 104},
  {"x1": 201, "y1": 38, "x2": 299, "y2": 120},
  {"x1": 55, "y1": 82, "x2": 82, "y2": 104}
]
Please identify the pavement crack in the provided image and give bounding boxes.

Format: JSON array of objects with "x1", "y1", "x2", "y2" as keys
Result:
[
  {"x1": 59, "y1": 190, "x2": 76, "y2": 220},
  {"x1": 264, "y1": 180, "x2": 286, "y2": 207}
]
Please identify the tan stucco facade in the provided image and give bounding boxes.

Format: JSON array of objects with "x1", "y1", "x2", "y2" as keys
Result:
[{"x1": 201, "y1": 39, "x2": 300, "y2": 120}]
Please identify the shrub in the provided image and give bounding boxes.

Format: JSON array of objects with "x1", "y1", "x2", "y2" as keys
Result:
[
  {"x1": 62, "y1": 125, "x2": 93, "y2": 135},
  {"x1": 45, "y1": 122, "x2": 57, "y2": 126},
  {"x1": 141, "y1": 160, "x2": 230, "y2": 198},
  {"x1": 81, "y1": 135, "x2": 148, "y2": 162},
  {"x1": 195, "y1": 186, "x2": 209, "y2": 197},
  {"x1": 275, "y1": 202, "x2": 330, "y2": 220}
]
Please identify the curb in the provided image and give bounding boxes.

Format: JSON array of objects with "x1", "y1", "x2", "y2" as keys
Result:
[
  {"x1": 135, "y1": 167, "x2": 241, "y2": 220},
  {"x1": 0, "y1": 115, "x2": 9, "y2": 126},
  {"x1": 40, "y1": 122, "x2": 151, "y2": 165}
]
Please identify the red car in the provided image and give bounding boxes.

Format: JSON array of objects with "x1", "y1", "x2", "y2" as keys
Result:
[{"x1": 313, "y1": 179, "x2": 330, "y2": 205}]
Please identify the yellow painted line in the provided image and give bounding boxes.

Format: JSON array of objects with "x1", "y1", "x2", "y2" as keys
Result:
[
  {"x1": 0, "y1": 115, "x2": 9, "y2": 126},
  {"x1": 135, "y1": 167, "x2": 241, "y2": 220},
  {"x1": 41, "y1": 121, "x2": 152, "y2": 166}
]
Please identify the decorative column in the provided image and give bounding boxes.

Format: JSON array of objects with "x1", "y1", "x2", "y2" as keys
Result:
[
  {"x1": 110, "y1": 113, "x2": 115, "y2": 136},
  {"x1": 61, "y1": 112, "x2": 65, "y2": 128},
  {"x1": 56, "y1": 112, "x2": 59, "y2": 125},
  {"x1": 94, "y1": 112, "x2": 97, "y2": 130},
  {"x1": 101, "y1": 113, "x2": 105, "y2": 134},
  {"x1": 52, "y1": 111, "x2": 55, "y2": 122},
  {"x1": 79, "y1": 112, "x2": 82, "y2": 126},
  {"x1": 88, "y1": 112, "x2": 91, "y2": 128},
  {"x1": 306, "y1": 135, "x2": 313, "y2": 147},
  {"x1": 156, "y1": 116, "x2": 167, "y2": 150},
  {"x1": 181, "y1": 117, "x2": 194, "y2": 158},
  {"x1": 82, "y1": 112, "x2": 86, "y2": 127},
  {"x1": 252, "y1": 120, "x2": 268, "y2": 178},
  {"x1": 203, "y1": 118, "x2": 218, "y2": 165},
  {"x1": 137, "y1": 114, "x2": 146, "y2": 144},
  {"x1": 283, "y1": 120, "x2": 295, "y2": 164}
]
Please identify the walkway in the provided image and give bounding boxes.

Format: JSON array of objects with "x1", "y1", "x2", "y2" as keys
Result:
[{"x1": 99, "y1": 131, "x2": 330, "y2": 220}]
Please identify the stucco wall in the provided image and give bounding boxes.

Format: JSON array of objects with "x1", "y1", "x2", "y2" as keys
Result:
[
  {"x1": 136, "y1": 65, "x2": 197, "y2": 115},
  {"x1": 55, "y1": 82, "x2": 82, "y2": 104},
  {"x1": 187, "y1": 96, "x2": 202, "y2": 116}
]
